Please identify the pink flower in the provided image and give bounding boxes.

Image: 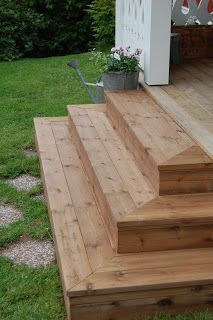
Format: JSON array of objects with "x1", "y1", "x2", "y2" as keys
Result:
[
  {"x1": 135, "y1": 48, "x2": 143, "y2": 55},
  {"x1": 123, "y1": 51, "x2": 132, "y2": 58},
  {"x1": 125, "y1": 46, "x2": 131, "y2": 51}
]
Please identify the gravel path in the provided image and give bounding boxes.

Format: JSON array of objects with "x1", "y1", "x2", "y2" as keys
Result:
[
  {"x1": 1, "y1": 238, "x2": 55, "y2": 267},
  {"x1": 7, "y1": 174, "x2": 41, "y2": 191},
  {"x1": 0, "y1": 205, "x2": 23, "y2": 227},
  {"x1": 34, "y1": 194, "x2": 46, "y2": 202}
]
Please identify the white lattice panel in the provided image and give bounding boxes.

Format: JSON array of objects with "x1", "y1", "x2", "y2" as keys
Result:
[
  {"x1": 172, "y1": 0, "x2": 213, "y2": 25},
  {"x1": 122, "y1": 0, "x2": 145, "y2": 51},
  {"x1": 115, "y1": 0, "x2": 172, "y2": 85}
]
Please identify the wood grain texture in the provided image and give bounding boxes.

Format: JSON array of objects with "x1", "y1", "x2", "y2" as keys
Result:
[
  {"x1": 140, "y1": 59, "x2": 213, "y2": 159},
  {"x1": 68, "y1": 105, "x2": 155, "y2": 251},
  {"x1": 105, "y1": 90, "x2": 213, "y2": 195},
  {"x1": 35, "y1": 117, "x2": 213, "y2": 320},
  {"x1": 70, "y1": 248, "x2": 213, "y2": 298}
]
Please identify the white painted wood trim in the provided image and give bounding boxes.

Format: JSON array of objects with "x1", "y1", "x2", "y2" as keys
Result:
[
  {"x1": 115, "y1": 0, "x2": 123, "y2": 47},
  {"x1": 143, "y1": 0, "x2": 172, "y2": 85}
]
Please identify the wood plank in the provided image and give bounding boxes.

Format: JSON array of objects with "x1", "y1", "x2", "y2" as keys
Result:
[
  {"x1": 106, "y1": 94, "x2": 160, "y2": 193},
  {"x1": 123, "y1": 193, "x2": 213, "y2": 227},
  {"x1": 170, "y1": 66, "x2": 213, "y2": 106},
  {"x1": 106, "y1": 91, "x2": 194, "y2": 163},
  {"x1": 141, "y1": 60, "x2": 213, "y2": 159},
  {"x1": 51, "y1": 121, "x2": 114, "y2": 269},
  {"x1": 70, "y1": 294, "x2": 213, "y2": 320},
  {"x1": 70, "y1": 284, "x2": 213, "y2": 305},
  {"x1": 143, "y1": 82, "x2": 213, "y2": 159},
  {"x1": 102, "y1": 248, "x2": 213, "y2": 272},
  {"x1": 34, "y1": 117, "x2": 92, "y2": 292},
  {"x1": 69, "y1": 106, "x2": 136, "y2": 221},
  {"x1": 87, "y1": 109, "x2": 155, "y2": 207},
  {"x1": 117, "y1": 193, "x2": 213, "y2": 252},
  {"x1": 70, "y1": 248, "x2": 213, "y2": 298},
  {"x1": 182, "y1": 63, "x2": 213, "y2": 90},
  {"x1": 118, "y1": 225, "x2": 213, "y2": 253}
]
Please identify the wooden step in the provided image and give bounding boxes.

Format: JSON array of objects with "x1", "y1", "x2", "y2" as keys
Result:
[
  {"x1": 68, "y1": 105, "x2": 213, "y2": 254},
  {"x1": 70, "y1": 248, "x2": 213, "y2": 320},
  {"x1": 106, "y1": 90, "x2": 213, "y2": 195},
  {"x1": 68, "y1": 105, "x2": 156, "y2": 250},
  {"x1": 118, "y1": 193, "x2": 213, "y2": 253},
  {"x1": 35, "y1": 117, "x2": 213, "y2": 320}
]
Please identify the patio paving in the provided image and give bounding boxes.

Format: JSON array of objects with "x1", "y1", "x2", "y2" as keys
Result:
[
  {"x1": 0, "y1": 205, "x2": 23, "y2": 227},
  {"x1": 1, "y1": 238, "x2": 55, "y2": 267},
  {"x1": 34, "y1": 193, "x2": 46, "y2": 202},
  {"x1": 7, "y1": 174, "x2": 41, "y2": 191}
]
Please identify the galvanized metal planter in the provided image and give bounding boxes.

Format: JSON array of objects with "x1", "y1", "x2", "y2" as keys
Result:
[{"x1": 102, "y1": 71, "x2": 139, "y2": 90}]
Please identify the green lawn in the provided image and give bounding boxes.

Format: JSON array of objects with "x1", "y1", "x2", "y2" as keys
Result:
[{"x1": 0, "y1": 54, "x2": 212, "y2": 320}]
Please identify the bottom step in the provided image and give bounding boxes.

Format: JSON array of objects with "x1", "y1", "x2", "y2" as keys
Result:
[{"x1": 35, "y1": 117, "x2": 213, "y2": 320}]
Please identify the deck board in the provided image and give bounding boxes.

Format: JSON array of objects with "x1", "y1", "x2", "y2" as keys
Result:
[
  {"x1": 51, "y1": 121, "x2": 114, "y2": 268},
  {"x1": 35, "y1": 118, "x2": 92, "y2": 290},
  {"x1": 141, "y1": 59, "x2": 213, "y2": 159}
]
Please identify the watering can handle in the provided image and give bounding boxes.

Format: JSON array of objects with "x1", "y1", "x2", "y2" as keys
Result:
[{"x1": 68, "y1": 60, "x2": 97, "y2": 103}]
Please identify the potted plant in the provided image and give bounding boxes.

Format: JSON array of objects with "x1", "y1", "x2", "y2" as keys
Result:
[{"x1": 91, "y1": 46, "x2": 142, "y2": 90}]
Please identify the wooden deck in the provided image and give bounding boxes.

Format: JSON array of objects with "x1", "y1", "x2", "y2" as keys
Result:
[
  {"x1": 35, "y1": 59, "x2": 213, "y2": 320},
  {"x1": 140, "y1": 59, "x2": 213, "y2": 159}
]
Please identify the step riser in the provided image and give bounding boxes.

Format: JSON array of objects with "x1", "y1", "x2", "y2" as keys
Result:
[
  {"x1": 159, "y1": 168, "x2": 213, "y2": 195},
  {"x1": 68, "y1": 116, "x2": 118, "y2": 250},
  {"x1": 69, "y1": 284, "x2": 213, "y2": 320},
  {"x1": 107, "y1": 100, "x2": 159, "y2": 194},
  {"x1": 118, "y1": 224, "x2": 213, "y2": 253},
  {"x1": 106, "y1": 94, "x2": 213, "y2": 195}
]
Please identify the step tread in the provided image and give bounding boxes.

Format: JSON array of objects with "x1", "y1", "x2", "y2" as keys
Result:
[
  {"x1": 35, "y1": 117, "x2": 113, "y2": 291},
  {"x1": 106, "y1": 90, "x2": 199, "y2": 165},
  {"x1": 70, "y1": 247, "x2": 213, "y2": 298},
  {"x1": 121, "y1": 193, "x2": 213, "y2": 228},
  {"x1": 160, "y1": 146, "x2": 213, "y2": 169},
  {"x1": 106, "y1": 90, "x2": 213, "y2": 195},
  {"x1": 68, "y1": 105, "x2": 155, "y2": 222}
]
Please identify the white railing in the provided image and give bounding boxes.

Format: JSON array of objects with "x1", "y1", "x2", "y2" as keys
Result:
[
  {"x1": 172, "y1": 0, "x2": 213, "y2": 25},
  {"x1": 116, "y1": 0, "x2": 172, "y2": 85}
]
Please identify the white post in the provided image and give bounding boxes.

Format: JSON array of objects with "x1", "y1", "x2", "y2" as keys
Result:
[
  {"x1": 115, "y1": 0, "x2": 123, "y2": 47},
  {"x1": 144, "y1": 0, "x2": 172, "y2": 85}
]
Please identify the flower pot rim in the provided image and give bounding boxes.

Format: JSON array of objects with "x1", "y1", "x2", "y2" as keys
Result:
[{"x1": 103, "y1": 70, "x2": 139, "y2": 75}]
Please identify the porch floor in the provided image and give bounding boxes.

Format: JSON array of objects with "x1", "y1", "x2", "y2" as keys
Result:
[{"x1": 141, "y1": 58, "x2": 213, "y2": 159}]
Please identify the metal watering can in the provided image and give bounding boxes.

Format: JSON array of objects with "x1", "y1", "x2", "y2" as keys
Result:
[{"x1": 68, "y1": 60, "x2": 105, "y2": 104}]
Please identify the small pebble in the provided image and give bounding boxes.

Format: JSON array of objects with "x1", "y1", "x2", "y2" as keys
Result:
[
  {"x1": 7, "y1": 174, "x2": 41, "y2": 191},
  {"x1": 34, "y1": 194, "x2": 46, "y2": 202}
]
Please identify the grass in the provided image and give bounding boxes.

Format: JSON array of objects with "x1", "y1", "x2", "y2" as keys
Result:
[{"x1": 0, "y1": 54, "x2": 212, "y2": 320}]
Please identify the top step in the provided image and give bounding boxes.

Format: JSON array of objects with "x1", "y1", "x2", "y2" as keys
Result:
[{"x1": 106, "y1": 91, "x2": 213, "y2": 195}]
